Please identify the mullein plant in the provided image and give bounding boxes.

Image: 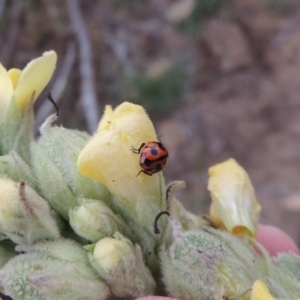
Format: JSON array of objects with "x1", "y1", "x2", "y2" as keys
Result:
[{"x1": 0, "y1": 51, "x2": 299, "y2": 300}]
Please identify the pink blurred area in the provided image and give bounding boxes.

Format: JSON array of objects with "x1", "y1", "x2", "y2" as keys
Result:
[{"x1": 256, "y1": 224, "x2": 300, "y2": 256}]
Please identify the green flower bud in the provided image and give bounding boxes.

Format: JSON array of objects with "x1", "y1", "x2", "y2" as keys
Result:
[
  {"x1": 0, "y1": 151, "x2": 37, "y2": 189},
  {"x1": 0, "y1": 239, "x2": 110, "y2": 300},
  {"x1": 160, "y1": 226, "x2": 260, "y2": 300},
  {"x1": 87, "y1": 232, "x2": 156, "y2": 298},
  {"x1": 31, "y1": 126, "x2": 110, "y2": 219},
  {"x1": 0, "y1": 178, "x2": 60, "y2": 244},
  {"x1": 69, "y1": 198, "x2": 131, "y2": 242}
]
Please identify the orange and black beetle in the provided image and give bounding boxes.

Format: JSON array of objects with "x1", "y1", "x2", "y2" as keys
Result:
[{"x1": 131, "y1": 141, "x2": 168, "y2": 176}]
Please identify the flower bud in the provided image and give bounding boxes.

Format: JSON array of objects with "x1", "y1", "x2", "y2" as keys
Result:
[
  {"x1": 87, "y1": 232, "x2": 156, "y2": 298},
  {"x1": 0, "y1": 151, "x2": 37, "y2": 190},
  {"x1": 0, "y1": 239, "x2": 110, "y2": 300},
  {"x1": 160, "y1": 226, "x2": 260, "y2": 300},
  {"x1": 31, "y1": 126, "x2": 110, "y2": 220},
  {"x1": 208, "y1": 158, "x2": 261, "y2": 237},
  {"x1": 69, "y1": 198, "x2": 131, "y2": 242},
  {"x1": 0, "y1": 178, "x2": 60, "y2": 244}
]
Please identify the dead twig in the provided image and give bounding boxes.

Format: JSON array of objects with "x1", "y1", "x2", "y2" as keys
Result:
[{"x1": 67, "y1": 0, "x2": 99, "y2": 133}]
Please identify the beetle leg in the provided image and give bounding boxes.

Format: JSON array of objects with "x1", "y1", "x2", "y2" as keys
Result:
[
  {"x1": 131, "y1": 142, "x2": 145, "y2": 154},
  {"x1": 135, "y1": 169, "x2": 153, "y2": 177}
]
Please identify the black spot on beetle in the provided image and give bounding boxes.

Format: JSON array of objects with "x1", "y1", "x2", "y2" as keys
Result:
[
  {"x1": 155, "y1": 164, "x2": 162, "y2": 171},
  {"x1": 150, "y1": 147, "x2": 158, "y2": 156},
  {"x1": 143, "y1": 158, "x2": 153, "y2": 167}
]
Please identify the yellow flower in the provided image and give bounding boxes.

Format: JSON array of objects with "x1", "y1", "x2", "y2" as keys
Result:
[
  {"x1": 207, "y1": 158, "x2": 261, "y2": 237},
  {"x1": 77, "y1": 102, "x2": 162, "y2": 204},
  {"x1": 250, "y1": 280, "x2": 274, "y2": 300},
  {"x1": 0, "y1": 51, "x2": 57, "y2": 116}
]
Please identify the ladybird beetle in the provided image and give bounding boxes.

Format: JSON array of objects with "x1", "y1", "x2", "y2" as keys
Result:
[{"x1": 131, "y1": 141, "x2": 168, "y2": 176}]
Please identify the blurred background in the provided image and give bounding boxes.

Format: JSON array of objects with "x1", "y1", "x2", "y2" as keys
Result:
[{"x1": 1, "y1": 0, "x2": 300, "y2": 245}]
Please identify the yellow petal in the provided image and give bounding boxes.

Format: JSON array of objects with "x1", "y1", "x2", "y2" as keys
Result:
[
  {"x1": 98, "y1": 105, "x2": 113, "y2": 130},
  {"x1": 0, "y1": 64, "x2": 14, "y2": 117},
  {"x1": 208, "y1": 158, "x2": 261, "y2": 237},
  {"x1": 8, "y1": 68, "x2": 21, "y2": 90},
  {"x1": 250, "y1": 280, "x2": 274, "y2": 300},
  {"x1": 78, "y1": 102, "x2": 161, "y2": 203},
  {"x1": 109, "y1": 102, "x2": 158, "y2": 143},
  {"x1": 14, "y1": 50, "x2": 57, "y2": 114}
]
